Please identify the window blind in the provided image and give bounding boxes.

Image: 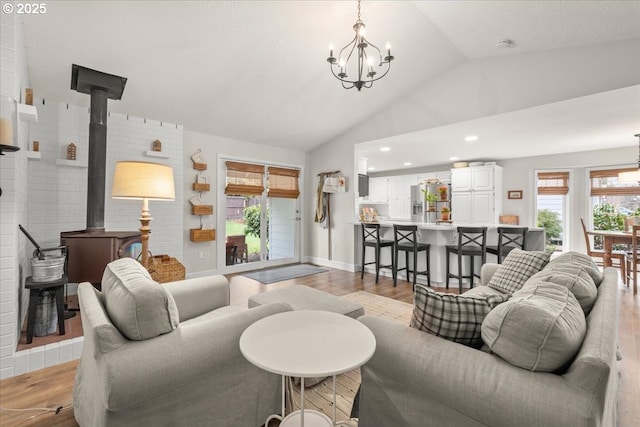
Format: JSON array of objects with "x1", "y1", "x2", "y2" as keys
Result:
[
  {"x1": 225, "y1": 161, "x2": 265, "y2": 196},
  {"x1": 590, "y1": 168, "x2": 639, "y2": 196},
  {"x1": 537, "y1": 171, "x2": 569, "y2": 195},
  {"x1": 267, "y1": 166, "x2": 300, "y2": 199}
]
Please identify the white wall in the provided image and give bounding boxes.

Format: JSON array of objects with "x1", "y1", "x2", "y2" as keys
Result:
[
  {"x1": 183, "y1": 130, "x2": 306, "y2": 276},
  {"x1": 0, "y1": 10, "x2": 33, "y2": 380}
]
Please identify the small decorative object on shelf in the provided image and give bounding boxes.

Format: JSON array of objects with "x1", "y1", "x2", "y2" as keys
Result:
[
  {"x1": 1, "y1": 95, "x2": 17, "y2": 148},
  {"x1": 25, "y1": 88, "x2": 33, "y2": 106},
  {"x1": 441, "y1": 206, "x2": 451, "y2": 221},
  {"x1": 423, "y1": 188, "x2": 438, "y2": 211},
  {"x1": 32, "y1": 140, "x2": 39, "y2": 152},
  {"x1": 152, "y1": 139, "x2": 162, "y2": 152},
  {"x1": 67, "y1": 143, "x2": 77, "y2": 160},
  {"x1": 438, "y1": 185, "x2": 448, "y2": 201},
  {"x1": 191, "y1": 149, "x2": 207, "y2": 170}
]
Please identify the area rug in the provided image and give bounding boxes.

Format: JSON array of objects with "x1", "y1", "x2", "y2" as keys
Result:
[
  {"x1": 241, "y1": 264, "x2": 328, "y2": 284},
  {"x1": 293, "y1": 292, "x2": 414, "y2": 425}
]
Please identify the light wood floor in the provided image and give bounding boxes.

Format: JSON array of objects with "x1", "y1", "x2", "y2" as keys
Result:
[{"x1": 1, "y1": 268, "x2": 638, "y2": 426}]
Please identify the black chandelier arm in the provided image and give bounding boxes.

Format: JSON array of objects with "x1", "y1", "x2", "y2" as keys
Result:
[{"x1": 328, "y1": 60, "x2": 392, "y2": 84}]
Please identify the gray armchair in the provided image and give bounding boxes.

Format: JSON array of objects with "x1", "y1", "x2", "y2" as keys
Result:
[{"x1": 73, "y1": 258, "x2": 290, "y2": 427}]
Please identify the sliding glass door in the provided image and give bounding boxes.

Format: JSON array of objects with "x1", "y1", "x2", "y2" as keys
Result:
[{"x1": 221, "y1": 159, "x2": 301, "y2": 271}]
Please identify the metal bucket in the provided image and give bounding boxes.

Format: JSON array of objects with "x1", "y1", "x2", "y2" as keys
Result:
[{"x1": 31, "y1": 256, "x2": 65, "y2": 282}]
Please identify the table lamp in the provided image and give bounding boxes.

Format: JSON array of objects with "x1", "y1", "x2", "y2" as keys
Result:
[{"x1": 111, "y1": 161, "x2": 175, "y2": 268}]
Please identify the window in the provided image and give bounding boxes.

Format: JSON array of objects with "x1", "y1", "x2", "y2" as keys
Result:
[
  {"x1": 536, "y1": 171, "x2": 569, "y2": 252},
  {"x1": 589, "y1": 168, "x2": 640, "y2": 248}
]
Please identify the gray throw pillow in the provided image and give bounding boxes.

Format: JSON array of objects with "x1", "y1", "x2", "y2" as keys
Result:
[
  {"x1": 410, "y1": 285, "x2": 509, "y2": 348},
  {"x1": 487, "y1": 249, "x2": 551, "y2": 294},
  {"x1": 526, "y1": 264, "x2": 597, "y2": 315},
  {"x1": 102, "y1": 258, "x2": 179, "y2": 341},
  {"x1": 545, "y1": 251, "x2": 603, "y2": 286},
  {"x1": 481, "y1": 281, "x2": 586, "y2": 372}
]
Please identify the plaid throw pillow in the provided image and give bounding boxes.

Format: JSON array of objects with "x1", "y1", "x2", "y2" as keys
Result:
[
  {"x1": 410, "y1": 285, "x2": 509, "y2": 348},
  {"x1": 487, "y1": 249, "x2": 551, "y2": 294}
]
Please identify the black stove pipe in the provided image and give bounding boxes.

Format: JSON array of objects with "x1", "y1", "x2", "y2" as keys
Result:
[
  {"x1": 70, "y1": 64, "x2": 127, "y2": 233},
  {"x1": 86, "y1": 87, "x2": 108, "y2": 233}
]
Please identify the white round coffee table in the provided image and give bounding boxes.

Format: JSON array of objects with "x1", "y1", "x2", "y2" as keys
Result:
[{"x1": 240, "y1": 310, "x2": 376, "y2": 427}]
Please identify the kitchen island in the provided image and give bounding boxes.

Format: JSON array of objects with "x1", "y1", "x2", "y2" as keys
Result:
[{"x1": 354, "y1": 221, "x2": 545, "y2": 287}]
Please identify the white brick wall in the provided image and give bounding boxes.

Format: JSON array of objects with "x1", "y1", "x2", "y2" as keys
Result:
[
  {"x1": 27, "y1": 99, "x2": 184, "y2": 258},
  {"x1": 0, "y1": 9, "x2": 32, "y2": 379}
]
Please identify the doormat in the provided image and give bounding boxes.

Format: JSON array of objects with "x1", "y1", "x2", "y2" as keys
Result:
[{"x1": 241, "y1": 264, "x2": 328, "y2": 284}]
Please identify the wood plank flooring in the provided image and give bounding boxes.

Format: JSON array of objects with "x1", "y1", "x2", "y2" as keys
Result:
[{"x1": 0, "y1": 267, "x2": 638, "y2": 426}]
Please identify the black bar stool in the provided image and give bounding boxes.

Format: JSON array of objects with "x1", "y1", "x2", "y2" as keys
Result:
[
  {"x1": 486, "y1": 227, "x2": 528, "y2": 263},
  {"x1": 393, "y1": 224, "x2": 431, "y2": 288},
  {"x1": 361, "y1": 223, "x2": 394, "y2": 283},
  {"x1": 446, "y1": 227, "x2": 487, "y2": 293}
]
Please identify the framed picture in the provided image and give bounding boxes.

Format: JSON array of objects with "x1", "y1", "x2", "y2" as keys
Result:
[{"x1": 508, "y1": 190, "x2": 523, "y2": 200}]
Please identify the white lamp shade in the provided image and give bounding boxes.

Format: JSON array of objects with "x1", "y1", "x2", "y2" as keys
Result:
[{"x1": 112, "y1": 161, "x2": 175, "y2": 200}]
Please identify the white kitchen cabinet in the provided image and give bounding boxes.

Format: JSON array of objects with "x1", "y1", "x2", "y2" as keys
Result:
[
  {"x1": 451, "y1": 165, "x2": 502, "y2": 224},
  {"x1": 368, "y1": 177, "x2": 389, "y2": 203}
]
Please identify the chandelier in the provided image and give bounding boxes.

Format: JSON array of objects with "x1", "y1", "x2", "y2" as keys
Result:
[
  {"x1": 618, "y1": 133, "x2": 640, "y2": 183},
  {"x1": 326, "y1": 0, "x2": 394, "y2": 91}
]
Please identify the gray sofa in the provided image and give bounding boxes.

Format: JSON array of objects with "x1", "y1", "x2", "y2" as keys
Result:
[
  {"x1": 357, "y1": 259, "x2": 619, "y2": 427},
  {"x1": 73, "y1": 258, "x2": 291, "y2": 427}
]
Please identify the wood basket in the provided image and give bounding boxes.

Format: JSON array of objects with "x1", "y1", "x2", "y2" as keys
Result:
[{"x1": 147, "y1": 254, "x2": 185, "y2": 284}]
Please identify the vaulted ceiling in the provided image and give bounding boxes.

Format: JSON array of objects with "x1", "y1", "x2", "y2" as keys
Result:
[{"x1": 21, "y1": 1, "x2": 640, "y2": 168}]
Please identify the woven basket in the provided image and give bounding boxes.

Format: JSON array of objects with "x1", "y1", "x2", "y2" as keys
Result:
[{"x1": 147, "y1": 254, "x2": 185, "y2": 283}]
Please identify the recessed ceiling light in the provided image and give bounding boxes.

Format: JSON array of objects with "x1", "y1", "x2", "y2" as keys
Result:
[
  {"x1": 368, "y1": 166, "x2": 375, "y2": 171},
  {"x1": 464, "y1": 136, "x2": 478, "y2": 142},
  {"x1": 380, "y1": 147, "x2": 391, "y2": 152},
  {"x1": 403, "y1": 162, "x2": 412, "y2": 166},
  {"x1": 449, "y1": 156, "x2": 459, "y2": 161}
]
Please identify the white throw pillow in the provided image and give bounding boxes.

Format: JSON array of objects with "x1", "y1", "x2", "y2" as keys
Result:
[
  {"x1": 481, "y1": 281, "x2": 586, "y2": 372},
  {"x1": 102, "y1": 258, "x2": 179, "y2": 341},
  {"x1": 487, "y1": 249, "x2": 551, "y2": 294}
]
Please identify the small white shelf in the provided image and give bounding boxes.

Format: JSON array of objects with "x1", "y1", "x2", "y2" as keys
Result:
[
  {"x1": 56, "y1": 159, "x2": 87, "y2": 168},
  {"x1": 18, "y1": 104, "x2": 38, "y2": 122},
  {"x1": 144, "y1": 150, "x2": 170, "y2": 159},
  {"x1": 26, "y1": 151, "x2": 41, "y2": 160}
]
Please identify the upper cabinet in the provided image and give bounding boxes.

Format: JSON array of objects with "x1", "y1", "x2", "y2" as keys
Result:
[
  {"x1": 451, "y1": 165, "x2": 503, "y2": 224},
  {"x1": 451, "y1": 165, "x2": 496, "y2": 191}
]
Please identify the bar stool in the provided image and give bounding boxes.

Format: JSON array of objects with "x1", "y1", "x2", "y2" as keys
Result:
[
  {"x1": 25, "y1": 275, "x2": 67, "y2": 344},
  {"x1": 486, "y1": 227, "x2": 528, "y2": 263},
  {"x1": 361, "y1": 223, "x2": 395, "y2": 283},
  {"x1": 446, "y1": 227, "x2": 487, "y2": 293},
  {"x1": 393, "y1": 224, "x2": 431, "y2": 288}
]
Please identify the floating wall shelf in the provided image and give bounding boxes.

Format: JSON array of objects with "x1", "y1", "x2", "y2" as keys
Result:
[
  {"x1": 18, "y1": 104, "x2": 38, "y2": 122},
  {"x1": 144, "y1": 150, "x2": 170, "y2": 159},
  {"x1": 26, "y1": 151, "x2": 41, "y2": 160},
  {"x1": 56, "y1": 159, "x2": 87, "y2": 168}
]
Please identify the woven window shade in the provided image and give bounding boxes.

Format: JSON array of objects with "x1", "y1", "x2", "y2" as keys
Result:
[
  {"x1": 225, "y1": 161, "x2": 265, "y2": 196},
  {"x1": 590, "y1": 167, "x2": 640, "y2": 196},
  {"x1": 537, "y1": 171, "x2": 569, "y2": 195},
  {"x1": 268, "y1": 167, "x2": 300, "y2": 199}
]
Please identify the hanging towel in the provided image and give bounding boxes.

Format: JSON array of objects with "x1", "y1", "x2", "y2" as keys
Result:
[{"x1": 315, "y1": 175, "x2": 327, "y2": 225}]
